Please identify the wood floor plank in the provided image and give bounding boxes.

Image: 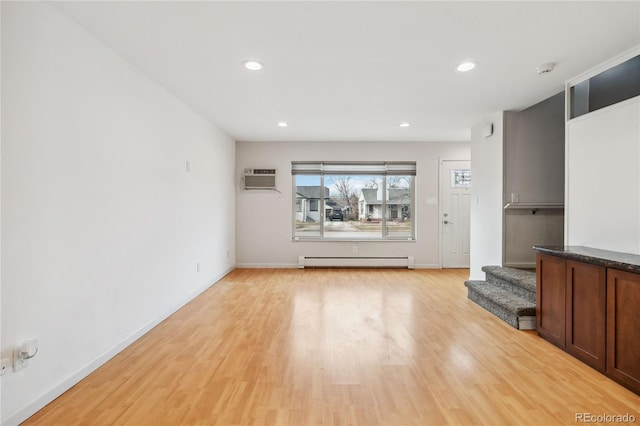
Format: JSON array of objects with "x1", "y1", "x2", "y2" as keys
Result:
[{"x1": 24, "y1": 268, "x2": 640, "y2": 425}]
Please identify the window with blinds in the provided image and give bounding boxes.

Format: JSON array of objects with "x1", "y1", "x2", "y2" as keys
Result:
[{"x1": 292, "y1": 162, "x2": 416, "y2": 241}]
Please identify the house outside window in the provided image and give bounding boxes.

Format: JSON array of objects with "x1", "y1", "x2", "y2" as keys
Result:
[{"x1": 292, "y1": 161, "x2": 416, "y2": 240}]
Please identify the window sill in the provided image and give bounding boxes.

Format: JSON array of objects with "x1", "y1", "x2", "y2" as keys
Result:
[{"x1": 292, "y1": 238, "x2": 415, "y2": 242}]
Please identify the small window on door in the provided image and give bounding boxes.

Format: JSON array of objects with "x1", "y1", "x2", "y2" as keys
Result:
[{"x1": 450, "y1": 169, "x2": 471, "y2": 188}]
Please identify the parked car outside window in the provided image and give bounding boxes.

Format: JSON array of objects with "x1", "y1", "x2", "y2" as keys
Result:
[{"x1": 329, "y1": 209, "x2": 344, "y2": 221}]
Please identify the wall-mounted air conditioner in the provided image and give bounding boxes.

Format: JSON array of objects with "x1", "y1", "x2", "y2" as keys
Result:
[{"x1": 242, "y1": 168, "x2": 277, "y2": 190}]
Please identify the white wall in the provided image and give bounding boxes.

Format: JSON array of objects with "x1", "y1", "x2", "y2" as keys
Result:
[
  {"x1": 469, "y1": 113, "x2": 504, "y2": 279},
  {"x1": 0, "y1": 2, "x2": 4, "y2": 416},
  {"x1": 236, "y1": 141, "x2": 470, "y2": 268},
  {"x1": 1, "y1": 2, "x2": 235, "y2": 424},
  {"x1": 566, "y1": 97, "x2": 640, "y2": 254}
]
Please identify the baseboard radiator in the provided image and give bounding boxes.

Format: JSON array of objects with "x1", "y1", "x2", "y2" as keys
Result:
[{"x1": 298, "y1": 256, "x2": 414, "y2": 269}]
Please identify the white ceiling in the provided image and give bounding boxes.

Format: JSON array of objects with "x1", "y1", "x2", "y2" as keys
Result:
[{"x1": 53, "y1": 1, "x2": 640, "y2": 143}]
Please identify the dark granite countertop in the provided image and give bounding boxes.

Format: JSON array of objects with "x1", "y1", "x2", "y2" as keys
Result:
[{"x1": 533, "y1": 246, "x2": 640, "y2": 274}]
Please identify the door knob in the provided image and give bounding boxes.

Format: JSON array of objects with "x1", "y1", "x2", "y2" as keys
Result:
[{"x1": 443, "y1": 220, "x2": 453, "y2": 224}]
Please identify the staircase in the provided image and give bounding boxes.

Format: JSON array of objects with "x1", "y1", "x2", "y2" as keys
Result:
[{"x1": 464, "y1": 266, "x2": 536, "y2": 330}]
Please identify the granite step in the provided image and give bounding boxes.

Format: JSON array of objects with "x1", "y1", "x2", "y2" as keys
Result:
[
  {"x1": 465, "y1": 280, "x2": 536, "y2": 330},
  {"x1": 481, "y1": 265, "x2": 536, "y2": 301}
]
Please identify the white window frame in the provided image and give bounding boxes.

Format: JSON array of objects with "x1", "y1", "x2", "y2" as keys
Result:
[{"x1": 292, "y1": 161, "x2": 416, "y2": 241}]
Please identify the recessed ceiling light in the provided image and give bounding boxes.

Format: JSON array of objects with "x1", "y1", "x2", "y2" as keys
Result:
[
  {"x1": 243, "y1": 60, "x2": 263, "y2": 71},
  {"x1": 456, "y1": 61, "x2": 478, "y2": 72},
  {"x1": 399, "y1": 122, "x2": 411, "y2": 128},
  {"x1": 277, "y1": 122, "x2": 288, "y2": 127}
]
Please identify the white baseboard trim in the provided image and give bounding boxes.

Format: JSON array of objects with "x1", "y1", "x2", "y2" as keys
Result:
[
  {"x1": 518, "y1": 316, "x2": 537, "y2": 330},
  {"x1": 235, "y1": 263, "x2": 299, "y2": 268},
  {"x1": 235, "y1": 263, "x2": 445, "y2": 269},
  {"x1": 2, "y1": 267, "x2": 234, "y2": 426},
  {"x1": 413, "y1": 263, "x2": 442, "y2": 269},
  {"x1": 298, "y1": 256, "x2": 414, "y2": 269}
]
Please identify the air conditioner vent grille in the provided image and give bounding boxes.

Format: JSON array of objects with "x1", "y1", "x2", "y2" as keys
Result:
[
  {"x1": 244, "y1": 175, "x2": 276, "y2": 189},
  {"x1": 244, "y1": 168, "x2": 276, "y2": 175}
]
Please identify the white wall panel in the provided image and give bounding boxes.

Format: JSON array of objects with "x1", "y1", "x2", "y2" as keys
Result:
[
  {"x1": 1, "y1": 3, "x2": 235, "y2": 423},
  {"x1": 469, "y1": 112, "x2": 504, "y2": 279},
  {"x1": 235, "y1": 141, "x2": 470, "y2": 269},
  {"x1": 566, "y1": 97, "x2": 640, "y2": 254}
]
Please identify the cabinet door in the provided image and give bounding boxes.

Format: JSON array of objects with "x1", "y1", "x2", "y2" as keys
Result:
[
  {"x1": 536, "y1": 254, "x2": 566, "y2": 348},
  {"x1": 607, "y1": 269, "x2": 640, "y2": 394},
  {"x1": 566, "y1": 260, "x2": 606, "y2": 371}
]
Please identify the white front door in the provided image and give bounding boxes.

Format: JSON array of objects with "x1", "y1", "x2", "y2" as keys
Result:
[{"x1": 440, "y1": 160, "x2": 471, "y2": 268}]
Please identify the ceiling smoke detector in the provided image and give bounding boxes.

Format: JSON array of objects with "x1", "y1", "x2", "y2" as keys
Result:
[
  {"x1": 243, "y1": 60, "x2": 263, "y2": 71},
  {"x1": 536, "y1": 62, "x2": 556, "y2": 75}
]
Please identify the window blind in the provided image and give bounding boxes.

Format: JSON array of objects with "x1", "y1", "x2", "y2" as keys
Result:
[{"x1": 291, "y1": 161, "x2": 416, "y2": 176}]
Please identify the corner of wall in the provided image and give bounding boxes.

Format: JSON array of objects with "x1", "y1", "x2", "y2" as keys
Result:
[{"x1": 469, "y1": 112, "x2": 505, "y2": 280}]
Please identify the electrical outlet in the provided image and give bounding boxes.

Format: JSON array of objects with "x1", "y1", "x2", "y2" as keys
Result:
[
  {"x1": 511, "y1": 192, "x2": 519, "y2": 203},
  {"x1": 1, "y1": 358, "x2": 12, "y2": 376}
]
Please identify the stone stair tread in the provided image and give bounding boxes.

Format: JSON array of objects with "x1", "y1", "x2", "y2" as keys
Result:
[
  {"x1": 466, "y1": 287, "x2": 520, "y2": 329},
  {"x1": 481, "y1": 265, "x2": 536, "y2": 292},
  {"x1": 465, "y1": 280, "x2": 536, "y2": 317}
]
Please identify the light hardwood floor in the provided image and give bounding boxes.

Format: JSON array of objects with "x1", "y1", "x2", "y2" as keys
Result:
[{"x1": 25, "y1": 269, "x2": 640, "y2": 425}]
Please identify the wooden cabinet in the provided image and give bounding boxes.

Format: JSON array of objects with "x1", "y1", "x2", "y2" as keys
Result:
[
  {"x1": 536, "y1": 255, "x2": 606, "y2": 371},
  {"x1": 535, "y1": 247, "x2": 640, "y2": 395},
  {"x1": 606, "y1": 269, "x2": 640, "y2": 392},
  {"x1": 565, "y1": 260, "x2": 606, "y2": 371},
  {"x1": 536, "y1": 254, "x2": 566, "y2": 347}
]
